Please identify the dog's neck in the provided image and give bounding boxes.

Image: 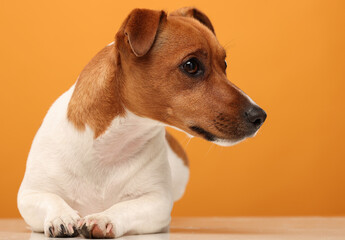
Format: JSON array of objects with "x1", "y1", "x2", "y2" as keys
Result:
[
  {"x1": 93, "y1": 110, "x2": 164, "y2": 164},
  {"x1": 67, "y1": 43, "x2": 167, "y2": 163}
]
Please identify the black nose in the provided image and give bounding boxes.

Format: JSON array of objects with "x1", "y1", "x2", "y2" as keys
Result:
[{"x1": 245, "y1": 106, "x2": 267, "y2": 128}]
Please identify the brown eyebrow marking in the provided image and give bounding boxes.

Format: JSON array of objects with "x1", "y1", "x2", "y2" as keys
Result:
[{"x1": 185, "y1": 48, "x2": 208, "y2": 59}]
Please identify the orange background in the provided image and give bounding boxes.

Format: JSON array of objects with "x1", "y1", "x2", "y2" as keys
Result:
[{"x1": 1, "y1": 0, "x2": 345, "y2": 218}]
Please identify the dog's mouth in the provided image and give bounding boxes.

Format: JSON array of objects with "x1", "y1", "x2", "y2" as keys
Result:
[
  {"x1": 188, "y1": 124, "x2": 255, "y2": 147},
  {"x1": 189, "y1": 126, "x2": 216, "y2": 141},
  {"x1": 189, "y1": 125, "x2": 242, "y2": 142}
]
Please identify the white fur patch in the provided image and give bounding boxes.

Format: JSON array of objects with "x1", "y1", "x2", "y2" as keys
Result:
[
  {"x1": 166, "y1": 142, "x2": 189, "y2": 201},
  {"x1": 18, "y1": 85, "x2": 175, "y2": 237}
]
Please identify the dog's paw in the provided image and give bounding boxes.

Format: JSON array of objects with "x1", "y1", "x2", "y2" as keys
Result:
[
  {"x1": 44, "y1": 210, "x2": 80, "y2": 238},
  {"x1": 77, "y1": 213, "x2": 115, "y2": 239}
]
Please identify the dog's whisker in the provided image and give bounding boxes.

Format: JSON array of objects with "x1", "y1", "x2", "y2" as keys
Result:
[
  {"x1": 223, "y1": 39, "x2": 236, "y2": 50},
  {"x1": 184, "y1": 136, "x2": 193, "y2": 148},
  {"x1": 205, "y1": 143, "x2": 215, "y2": 156}
]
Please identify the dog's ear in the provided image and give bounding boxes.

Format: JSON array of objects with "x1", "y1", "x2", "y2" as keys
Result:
[
  {"x1": 170, "y1": 7, "x2": 215, "y2": 35},
  {"x1": 120, "y1": 9, "x2": 166, "y2": 57}
]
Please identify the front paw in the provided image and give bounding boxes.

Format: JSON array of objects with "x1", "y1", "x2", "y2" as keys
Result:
[
  {"x1": 77, "y1": 214, "x2": 115, "y2": 239},
  {"x1": 44, "y1": 210, "x2": 80, "y2": 238}
]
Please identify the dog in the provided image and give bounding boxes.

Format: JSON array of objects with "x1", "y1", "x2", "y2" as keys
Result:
[{"x1": 18, "y1": 7, "x2": 266, "y2": 238}]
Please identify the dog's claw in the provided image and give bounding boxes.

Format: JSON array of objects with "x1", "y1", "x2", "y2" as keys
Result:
[
  {"x1": 49, "y1": 227, "x2": 54, "y2": 237},
  {"x1": 72, "y1": 226, "x2": 79, "y2": 237},
  {"x1": 78, "y1": 224, "x2": 91, "y2": 239},
  {"x1": 106, "y1": 223, "x2": 112, "y2": 233},
  {"x1": 60, "y1": 224, "x2": 66, "y2": 234}
]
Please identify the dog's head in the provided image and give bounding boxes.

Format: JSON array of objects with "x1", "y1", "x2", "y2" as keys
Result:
[
  {"x1": 69, "y1": 8, "x2": 267, "y2": 142},
  {"x1": 114, "y1": 7, "x2": 267, "y2": 146}
]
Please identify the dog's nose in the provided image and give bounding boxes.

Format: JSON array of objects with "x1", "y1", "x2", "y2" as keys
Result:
[{"x1": 245, "y1": 106, "x2": 267, "y2": 128}]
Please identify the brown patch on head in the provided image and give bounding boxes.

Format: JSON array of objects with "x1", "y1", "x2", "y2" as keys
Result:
[{"x1": 166, "y1": 131, "x2": 189, "y2": 166}]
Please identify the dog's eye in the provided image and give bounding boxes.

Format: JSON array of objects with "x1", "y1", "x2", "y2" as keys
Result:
[
  {"x1": 225, "y1": 60, "x2": 227, "y2": 69},
  {"x1": 182, "y1": 58, "x2": 202, "y2": 76}
]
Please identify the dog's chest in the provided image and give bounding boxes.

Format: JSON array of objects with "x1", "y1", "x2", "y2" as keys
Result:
[
  {"x1": 61, "y1": 117, "x2": 165, "y2": 216},
  {"x1": 65, "y1": 164, "x2": 131, "y2": 216}
]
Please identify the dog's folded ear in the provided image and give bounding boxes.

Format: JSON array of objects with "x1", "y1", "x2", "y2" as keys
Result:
[
  {"x1": 170, "y1": 7, "x2": 215, "y2": 35},
  {"x1": 119, "y1": 9, "x2": 167, "y2": 57}
]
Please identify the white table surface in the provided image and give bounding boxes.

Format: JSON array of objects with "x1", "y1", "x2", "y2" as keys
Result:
[{"x1": 0, "y1": 217, "x2": 344, "y2": 240}]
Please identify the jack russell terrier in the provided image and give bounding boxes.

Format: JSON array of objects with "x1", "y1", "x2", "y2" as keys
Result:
[{"x1": 18, "y1": 7, "x2": 267, "y2": 239}]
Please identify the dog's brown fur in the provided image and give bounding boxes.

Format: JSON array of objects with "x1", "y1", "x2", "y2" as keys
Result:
[{"x1": 68, "y1": 7, "x2": 252, "y2": 141}]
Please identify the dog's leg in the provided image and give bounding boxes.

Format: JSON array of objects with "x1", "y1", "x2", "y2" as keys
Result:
[
  {"x1": 18, "y1": 191, "x2": 80, "y2": 237},
  {"x1": 165, "y1": 131, "x2": 189, "y2": 202},
  {"x1": 77, "y1": 193, "x2": 172, "y2": 238}
]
